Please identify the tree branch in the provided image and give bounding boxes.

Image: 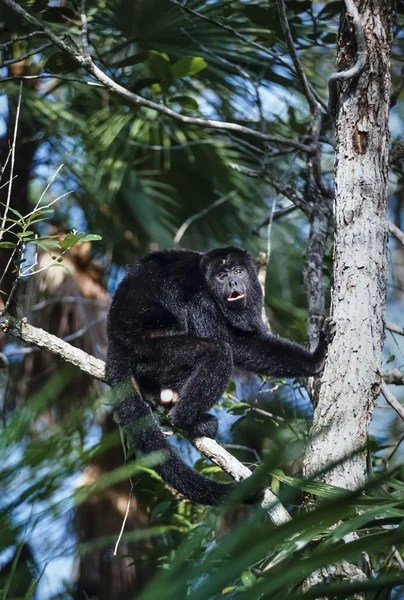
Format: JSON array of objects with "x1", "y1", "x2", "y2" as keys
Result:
[
  {"x1": 0, "y1": 41, "x2": 53, "y2": 67},
  {"x1": 328, "y1": 0, "x2": 367, "y2": 118},
  {"x1": 388, "y1": 221, "x2": 404, "y2": 247},
  {"x1": 276, "y1": 0, "x2": 319, "y2": 114},
  {"x1": 0, "y1": 0, "x2": 315, "y2": 154},
  {"x1": 229, "y1": 162, "x2": 311, "y2": 215},
  {"x1": 0, "y1": 310, "x2": 290, "y2": 525},
  {"x1": 382, "y1": 370, "x2": 404, "y2": 386},
  {"x1": 386, "y1": 321, "x2": 404, "y2": 336},
  {"x1": 381, "y1": 380, "x2": 404, "y2": 422}
]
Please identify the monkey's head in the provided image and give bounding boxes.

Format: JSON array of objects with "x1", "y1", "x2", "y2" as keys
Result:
[{"x1": 201, "y1": 247, "x2": 261, "y2": 312}]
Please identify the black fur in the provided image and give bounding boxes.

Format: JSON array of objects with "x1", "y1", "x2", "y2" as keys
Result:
[{"x1": 106, "y1": 247, "x2": 333, "y2": 505}]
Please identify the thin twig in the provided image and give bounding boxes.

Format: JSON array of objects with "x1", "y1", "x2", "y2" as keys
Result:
[
  {"x1": 32, "y1": 296, "x2": 108, "y2": 311},
  {"x1": 389, "y1": 221, "x2": 404, "y2": 247},
  {"x1": 0, "y1": 31, "x2": 46, "y2": 50},
  {"x1": 0, "y1": 246, "x2": 17, "y2": 291},
  {"x1": 168, "y1": 0, "x2": 288, "y2": 70},
  {"x1": 276, "y1": 0, "x2": 319, "y2": 114},
  {"x1": 33, "y1": 164, "x2": 64, "y2": 213},
  {"x1": 2, "y1": 190, "x2": 73, "y2": 238},
  {"x1": 254, "y1": 204, "x2": 297, "y2": 231},
  {"x1": 381, "y1": 381, "x2": 404, "y2": 422},
  {"x1": 386, "y1": 321, "x2": 404, "y2": 336},
  {"x1": 0, "y1": 146, "x2": 13, "y2": 185},
  {"x1": 0, "y1": 41, "x2": 53, "y2": 67},
  {"x1": 80, "y1": 0, "x2": 90, "y2": 56},
  {"x1": 63, "y1": 316, "x2": 105, "y2": 343},
  {"x1": 174, "y1": 191, "x2": 236, "y2": 244},
  {"x1": 0, "y1": 0, "x2": 315, "y2": 153},
  {"x1": 0, "y1": 74, "x2": 102, "y2": 86},
  {"x1": 0, "y1": 82, "x2": 22, "y2": 242},
  {"x1": 229, "y1": 163, "x2": 311, "y2": 215},
  {"x1": 328, "y1": 0, "x2": 367, "y2": 118},
  {"x1": 114, "y1": 428, "x2": 134, "y2": 556}
]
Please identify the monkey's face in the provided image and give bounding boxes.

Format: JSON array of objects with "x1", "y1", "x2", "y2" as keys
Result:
[{"x1": 206, "y1": 253, "x2": 249, "y2": 310}]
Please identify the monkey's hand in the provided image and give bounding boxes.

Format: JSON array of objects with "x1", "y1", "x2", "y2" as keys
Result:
[
  {"x1": 320, "y1": 317, "x2": 336, "y2": 347},
  {"x1": 312, "y1": 317, "x2": 336, "y2": 374}
]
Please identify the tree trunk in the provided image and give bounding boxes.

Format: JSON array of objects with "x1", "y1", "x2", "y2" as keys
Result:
[{"x1": 303, "y1": 0, "x2": 393, "y2": 488}]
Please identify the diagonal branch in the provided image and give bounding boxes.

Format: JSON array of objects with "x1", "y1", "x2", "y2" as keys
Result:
[
  {"x1": 0, "y1": 310, "x2": 290, "y2": 525},
  {"x1": 229, "y1": 162, "x2": 311, "y2": 215},
  {"x1": 328, "y1": 0, "x2": 367, "y2": 118},
  {"x1": 381, "y1": 381, "x2": 404, "y2": 422},
  {"x1": 389, "y1": 221, "x2": 404, "y2": 247},
  {"x1": 276, "y1": 0, "x2": 320, "y2": 114},
  {"x1": 0, "y1": 0, "x2": 314, "y2": 154},
  {"x1": 382, "y1": 370, "x2": 404, "y2": 386}
]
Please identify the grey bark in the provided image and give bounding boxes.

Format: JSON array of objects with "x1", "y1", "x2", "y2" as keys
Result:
[{"x1": 304, "y1": 0, "x2": 392, "y2": 488}]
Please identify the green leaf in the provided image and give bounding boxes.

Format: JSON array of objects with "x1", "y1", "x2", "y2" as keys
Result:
[
  {"x1": 6, "y1": 206, "x2": 25, "y2": 220},
  {"x1": 24, "y1": 563, "x2": 47, "y2": 600},
  {"x1": 386, "y1": 354, "x2": 395, "y2": 364},
  {"x1": 18, "y1": 230, "x2": 36, "y2": 238},
  {"x1": 226, "y1": 402, "x2": 250, "y2": 415},
  {"x1": 241, "y1": 571, "x2": 256, "y2": 587},
  {"x1": 60, "y1": 231, "x2": 85, "y2": 251},
  {"x1": 81, "y1": 234, "x2": 102, "y2": 242},
  {"x1": 171, "y1": 96, "x2": 199, "y2": 110},
  {"x1": 0, "y1": 540, "x2": 24, "y2": 600},
  {"x1": 150, "y1": 501, "x2": 171, "y2": 522},
  {"x1": 171, "y1": 57, "x2": 207, "y2": 80},
  {"x1": 0, "y1": 242, "x2": 17, "y2": 248}
]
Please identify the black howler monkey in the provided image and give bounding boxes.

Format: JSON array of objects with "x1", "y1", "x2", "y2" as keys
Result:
[{"x1": 106, "y1": 247, "x2": 334, "y2": 505}]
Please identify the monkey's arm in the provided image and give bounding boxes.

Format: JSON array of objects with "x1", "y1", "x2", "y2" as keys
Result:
[{"x1": 232, "y1": 319, "x2": 335, "y2": 377}]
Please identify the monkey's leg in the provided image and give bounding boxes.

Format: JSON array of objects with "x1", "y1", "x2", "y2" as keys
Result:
[{"x1": 134, "y1": 336, "x2": 233, "y2": 438}]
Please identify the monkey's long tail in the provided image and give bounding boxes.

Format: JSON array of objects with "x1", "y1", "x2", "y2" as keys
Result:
[{"x1": 115, "y1": 388, "x2": 236, "y2": 506}]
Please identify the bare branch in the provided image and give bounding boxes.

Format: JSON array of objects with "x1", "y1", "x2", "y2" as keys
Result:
[
  {"x1": 0, "y1": 82, "x2": 22, "y2": 242},
  {"x1": 381, "y1": 381, "x2": 404, "y2": 422},
  {"x1": 0, "y1": 310, "x2": 290, "y2": 525},
  {"x1": 174, "y1": 191, "x2": 236, "y2": 245},
  {"x1": 0, "y1": 41, "x2": 53, "y2": 67},
  {"x1": 389, "y1": 220, "x2": 404, "y2": 247},
  {"x1": 229, "y1": 162, "x2": 311, "y2": 215},
  {"x1": 254, "y1": 205, "x2": 298, "y2": 232},
  {"x1": 328, "y1": 0, "x2": 367, "y2": 118},
  {"x1": 168, "y1": 0, "x2": 288, "y2": 70},
  {"x1": 0, "y1": 0, "x2": 315, "y2": 153},
  {"x1": 0, "y1": 31, "x2": 46, "y2": 50},
  {"x1": 0, "y1": 73, "x2": 103, "y2": 87},
  {"x1": 80, "y1": 0, "x2": 90, "y2": 56},
  {"x1": 382, "y1": 370, "x2": 404, "y2": 386},
  {"x1": 386, "y1": 321, "x2": 404, "y2": 336},
  {"x1": 276, "y1": 0, "x2": 320, "y2": 114}
]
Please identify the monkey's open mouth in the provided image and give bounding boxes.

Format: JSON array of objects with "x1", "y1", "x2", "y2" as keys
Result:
[{"x1": 227, "y1": 290, "x2": 245, "y2": 302}]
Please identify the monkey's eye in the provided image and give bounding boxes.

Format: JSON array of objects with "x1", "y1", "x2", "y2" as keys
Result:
[
  {"x1": 217, "y1": 272, "x2": 227, "y2": 281},
  {"x1": 232, "y1": 267, "x2": 244, "y2": 275}
]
